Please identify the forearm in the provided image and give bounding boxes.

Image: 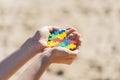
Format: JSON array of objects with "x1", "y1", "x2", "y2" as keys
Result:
[
  {"x1": 0, "y1": 48, "x2": 37, "y2": 80},
  {"x1": 18, "y1": 53, "x2": 51, "y2": 80}
]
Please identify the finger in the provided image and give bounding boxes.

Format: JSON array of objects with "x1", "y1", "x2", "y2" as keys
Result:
[
  {"x1": 68, "y1": 33, "x2": 74, "y2": 40},
  {"x1": 66, "y1": 27, "x2": 72, "y2": 30},
  {"x1": 32, "y1": 30, "x2": 41, "y2": 41},
  {"x1": 68, "y1": 53, "x2": 77, "y2": 59},
  {"x1": 73, "y1": 32, "x2": 81, "y2": 49},
  {"x1": 76, "y1": 35, "x2": 82, "y2": 49},
  {"x1": 66, "y1": 57, "x2": 75, "y2": 60},
  {"x1": 69, "y1": 49, "x2": 79, "y2": 55},
  {"x1": 66, "y1": 27, "x2": 76, "y2": 30},
  {"x1": 67, "y1": 32, "x2": 79, "y2": 50},
  {"x1": 66, "y1": 28, "x2": 76, "y2": 35},
  {"x1": 54, "y1": 59, "x2": 74, "y2": 65},
  {"x1": 72, "y1": 32, "x2": 78, "y2": 40},
  {"x1": 49, "y1": 27, "x2": 61, "y2": 33},
  {"x1": 65, "y1": 58, "x2": 75, "y2": 65},
  {"x1": 55, "y1": 58, "x2": 75, "y2": 65}
]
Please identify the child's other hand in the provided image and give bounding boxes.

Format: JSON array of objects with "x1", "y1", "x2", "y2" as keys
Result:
[{"x1": 42, "y1": 28, "x2": 82, "y2": 65}]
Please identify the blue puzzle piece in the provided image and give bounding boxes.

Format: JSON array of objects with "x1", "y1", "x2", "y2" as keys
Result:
[
  {"x1": 54, "y1": 30, "x2": 59, "y2": 35},
  {"x1": 59, "y1": 30, "x2": 65, "y2": 34},
  {"x1": 63, "y1": 39, "x2": 70, "y2": 46}
]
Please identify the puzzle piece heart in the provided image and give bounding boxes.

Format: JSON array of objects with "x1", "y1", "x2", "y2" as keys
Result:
[{"x1": 47, "y1": 29, "x2": 77, "y2": 50}]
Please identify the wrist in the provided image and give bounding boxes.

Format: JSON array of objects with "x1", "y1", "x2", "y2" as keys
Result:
[
  {"x1": 31, "y1": 41, "x2": 46, "y2": 54},
  {"x1": 34, "y1": 53, "x2": 51, "y2": 79},
  {"x1": 40, "y1": 53, "x2": 52, "y2": 65},
  {"x1": 39, "y1": 49, "x2": 55, "y2": 65},
  {"x1": 20, "y1": 37, "x2": 47, "y2": 55}
]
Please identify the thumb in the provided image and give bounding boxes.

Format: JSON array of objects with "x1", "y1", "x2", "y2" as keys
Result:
[
  {"x1": 39, "y1": 26, "x2": 50, "y2": 41},
  {"x1": 32, "y1": 30, "x2": 41, "y2": 41}
]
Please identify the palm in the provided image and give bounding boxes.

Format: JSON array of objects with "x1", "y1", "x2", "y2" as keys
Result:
[{"x1": 47, "y1": 28, "x2": 81, "y2": 65}]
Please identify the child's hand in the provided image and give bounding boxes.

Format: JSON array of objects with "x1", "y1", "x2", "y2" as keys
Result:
[
  {"x1": 20, "y1": 26, "x2": 60, "y2": 53},
  {"x1": 41, "y1": 29, "x2": 81, "y2": 65}
]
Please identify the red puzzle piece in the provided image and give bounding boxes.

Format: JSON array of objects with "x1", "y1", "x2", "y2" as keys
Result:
[{"x1": 70, "y1": 40, "x2": 77, "y2": 44}]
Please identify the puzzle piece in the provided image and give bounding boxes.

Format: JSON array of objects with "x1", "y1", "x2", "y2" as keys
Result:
[
  {"x1": 70, "y1": 40, "x2": 77, "y2": 44},
  {"x1": 66, "y1": 44, "x2": 76, "y2": 50},
  {"x1": 52, "y1": 38, "x2": 62, "y2": 43},
  {"x1": 48, "y1": 33, "x2": 57, "y2": 40},
  {"x1": 57, "y1": 42, "x2": 66, "y2": 47},
  {"x1": 47, "y1": 41, "x2": 59, "y2": 48},
  {"x1": 57, "y1": 32, "x2": 67, "y2": 40},
  {"x1": 63, "y1": 39, "x2": 70, "y2": 46},
  {"x1": 59, "y1": 30, "x2": 65, "y2": 34},
  {"x1": 54, "y1": 30, "x2": 59, "y2": 35}
]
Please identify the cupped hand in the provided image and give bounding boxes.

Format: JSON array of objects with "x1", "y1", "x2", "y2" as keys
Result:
[
  {"x1": 42, "y1": 28, "x2": 82, "y2": 65},
  {"x1": 20, "y1": 26, "x2": 59, "y2": 53},
  {"x1": 29, "y1": 26, "x2": 77, "y2": 53},
  {"x1": 47, "y1": 47, "x2": 79, "y2": 65}
]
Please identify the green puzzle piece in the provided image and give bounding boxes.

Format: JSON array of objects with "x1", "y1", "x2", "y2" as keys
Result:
[
  {"x1": 57, "y1": 42, "x2": 66, "y2": 47},
  {"x1": 48, "y1": 33, "x2": 57, "y2": 40}
]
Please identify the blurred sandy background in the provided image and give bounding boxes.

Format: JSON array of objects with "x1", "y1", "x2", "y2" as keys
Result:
[{"x1": 0, "y1": 0, "x2": 120, "y2": 80}]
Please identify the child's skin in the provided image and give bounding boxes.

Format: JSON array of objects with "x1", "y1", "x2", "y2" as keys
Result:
[{"x1": 0, "y1": 26, "x2": 81, "y2": 80}]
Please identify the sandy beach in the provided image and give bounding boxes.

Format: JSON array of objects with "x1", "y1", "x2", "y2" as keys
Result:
[{"x1": 0, "y1": 0, "x2": 120, "y2": 80}]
